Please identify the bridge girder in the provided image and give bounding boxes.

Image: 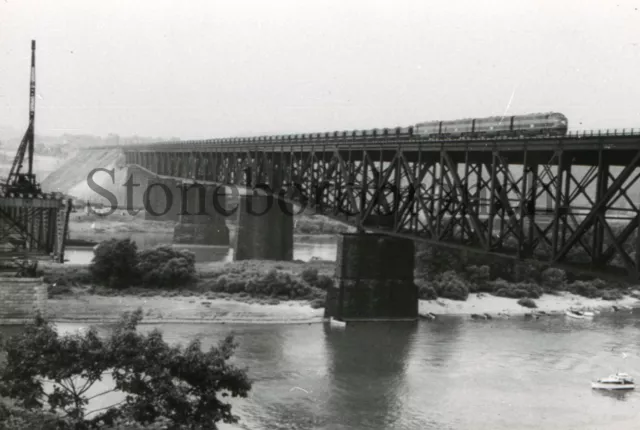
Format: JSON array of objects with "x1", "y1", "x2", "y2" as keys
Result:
[{"x1": 124, "y1": 136, "x2": 640, "y2": 281}]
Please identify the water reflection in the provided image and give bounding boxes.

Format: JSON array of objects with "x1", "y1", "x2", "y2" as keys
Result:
[{"x1": 322, "y1": 322, "x2": 418, "y2": 430}]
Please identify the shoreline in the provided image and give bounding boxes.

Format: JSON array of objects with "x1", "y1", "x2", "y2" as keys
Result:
[
  {"x1": 44, "y1": 291, "x2": 640, "y2": 326},
  {"x1": 418, "y1": 291, "x2": 640, "y2": 317}
]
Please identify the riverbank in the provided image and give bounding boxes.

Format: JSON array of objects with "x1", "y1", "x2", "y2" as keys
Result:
[
  {"x1": 419, "y1": 291, "x2": 640, "y2": 317},
  {"x1": 45, "y1": 287, "x2": 640, "y2": 325},
  {"x1": 47, "y1": 294, "x2": 325, "y2": 324}
]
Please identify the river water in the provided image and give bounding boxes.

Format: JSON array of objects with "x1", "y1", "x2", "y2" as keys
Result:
[
  {"x1": 29, "y1": 237, "x2": 640, "y2": 428},
  {"x1": 4, "y1": 312, "x2": 640, "y2": 430}
]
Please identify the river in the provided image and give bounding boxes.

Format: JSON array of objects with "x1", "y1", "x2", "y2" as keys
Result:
[
  {"x1": 3, "y1": 312, "x2": 640, "y2": 429},
  {"x1": 25, "y1": 237, "x2": 640, "y2": 428}
]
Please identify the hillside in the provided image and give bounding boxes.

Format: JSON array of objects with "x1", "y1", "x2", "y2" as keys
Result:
[{"x1": 41, "y1": 148, "x2": 154, "y2": 208}]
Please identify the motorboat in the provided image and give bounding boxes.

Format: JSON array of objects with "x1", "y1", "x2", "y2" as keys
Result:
[{"x1": 592, "y1": 373, "x2": 635, "y2": 391}]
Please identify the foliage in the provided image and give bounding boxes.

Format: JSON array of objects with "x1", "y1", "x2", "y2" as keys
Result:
[
  {"x1": 517, "y1": 298, "x2": 537, "y2": 308},
  {"x1": 431, "y1": 271, "x2": 470, "y2": 301},
  {"x1": 136, "y1": 246, "x2": 196, "y2": 288},
  {"x1": 464, "y1": 265, "x2": 491, "y2": 292},
  {"x1": 540, "y1": 268, "x2": 567, "y2": 291},
  {"x1": 0, "y1": 309, "x2": 252, "y2": 430},
  {"x1": 300, "y1": 267, "x2": 334, "y2": 291},
  {"x1": 203, "y1": 268, "x2": 324, "y2": 300},
  {"x1": 490, "y1": 279, "x2": 543, "y2": 299},
  {"x1": 90, "y1": 239, "x2": 139, "y2": 288},
  {"x1": 309, "y1": 298, "x2": 326, "y2": 309},
  {"x1": 601, "y1": 289, "x2": 624, "y2": 301},
  {"x1": 415, "y1": 246, "x2": 465, "y2": 281},
  {"x1": 568, "y1": 280, "x2": 605, "y2": 298},
  {"x1": 44, "y1": 266, "x2": 93, "y2": 288},
  {"x1": 0, "y1": 400, "x2": 69, "y2": 429},
  {"x1": 416, "y1": 282, "x2": 438, "y2": 300}
]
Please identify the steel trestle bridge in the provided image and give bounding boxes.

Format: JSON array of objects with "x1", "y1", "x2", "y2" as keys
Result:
[{"x1": 115, "y1": 128, "x2": 640, "y2": 280}]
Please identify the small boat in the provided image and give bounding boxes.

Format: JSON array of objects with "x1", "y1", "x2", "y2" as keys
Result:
[
  {"x1": 565, "y1": 310, "x2": 585, "y2": 319},
  {"x1": 419, "y1": 312, "x2": 436, "y2": 321},
  {"x1": 592, "y1": 373, "x2": 635, "y2": 391},
  {"x1": 329, "y1": 317, "x2": 347, "y2": 328}
]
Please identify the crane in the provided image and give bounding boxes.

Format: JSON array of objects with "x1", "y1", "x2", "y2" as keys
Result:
[{"x1": 2, "y1": 40, "x2": 42, "y2": 197}]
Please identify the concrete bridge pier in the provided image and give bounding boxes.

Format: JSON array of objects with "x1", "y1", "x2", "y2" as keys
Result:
[
  {"x1": 234, "y1": 194, "x2": 294, "y2": 261},
  {"x1": 325, "y1": 233, "x2": 418, "y2": 322},
  {"x1": 143, "y1": 177, "x2": 183, "y2": 222},
  {"x1": 172, "y1": 183, "x2": 230, "y2": 246}
]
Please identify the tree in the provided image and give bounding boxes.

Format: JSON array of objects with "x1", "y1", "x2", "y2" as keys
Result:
[
  {"x1": 0, "y1": 309, "x2": 252, "y2": 429},
  {"x1": 90, "y1": 239, "x2": 139, "y2": 288}
]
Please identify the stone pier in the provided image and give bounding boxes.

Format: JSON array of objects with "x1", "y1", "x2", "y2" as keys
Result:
[
  {"x1": 234, "y1": 194, "x2": 294, "y2": 261},
  {"x1": 172, "y1": 183, "x2": 230, "y2": 246},
  {"x1": 143, "y1": 177, "x2": 183, "y2": 222},
  {"x1": 325, "y1": 233, "x2": 417, "y2": 321},
  {"x1": 0, "y1": 277, "x2": 47, "y2": 325}
]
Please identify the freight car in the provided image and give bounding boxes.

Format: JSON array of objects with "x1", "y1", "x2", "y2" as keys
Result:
[{"x1": 414, "y1": 112, "x2": 568, "y2": 138}]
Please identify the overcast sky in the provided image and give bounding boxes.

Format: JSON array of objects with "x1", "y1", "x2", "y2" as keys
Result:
[{"x1": 1, "y1": 0, "x2": 639, "y2": 140}]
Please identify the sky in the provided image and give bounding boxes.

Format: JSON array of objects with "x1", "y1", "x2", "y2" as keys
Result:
[{"x1": 1, "y1": 0, "x2": 639, "y2": 140}]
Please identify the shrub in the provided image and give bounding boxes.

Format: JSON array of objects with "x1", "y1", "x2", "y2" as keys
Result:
[
  {"x1": 465, "y1": 265, "x2": 490, "y2": 292},
  {"x1": 601, "y1": 289, "x2": 624, "y2": 301},
  {"x1": 313, "y1": 275, "x2": 334, "y2": 291},
  {"x1": 301, "y1": 267, "x2": 319, "y2": 284},
  {"x1": 204, "y1": 268, "x2": 322, "y2": 300},
  {"x1": 517, "y1": 298, "x2": 537, "y2": 308},
  {"x1": 43, "y1": 266, "x2": 92, "y2": 287},
  {"x1": 432, "y1": 271, "x2": 470, "y2": 301},
  {"x1": 0, "y1": 310, "x2": 252, "y2": 429},
  {"x1": 48, "y1": 283, "x2": 73, "y2": 298},
  {"x1": 417, "y1": 282, "x2": 438, "y2": 300},
  {"x1": 490, "y1": 279, "x2": 542, "y2": 299},
  {"x1": 541, "y1": 268, "x2": 566, "y2": 291},
  {"x1": 136, "y1": 246, "x2": 196, "y2": 288},
  {"x1": 90, "y1": 238, "x2": 139, "y2": 288},
  {"x1": 569, "y1": 280, "x2": 602, "y2": 298},
  {"x1": 310, "y1": 298, "x2": 325, "y2": 309},
  {"x1": 300, "y1": 267, "x2": 333, "y2": 290}
]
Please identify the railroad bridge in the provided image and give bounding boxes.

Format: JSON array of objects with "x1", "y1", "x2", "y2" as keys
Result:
[{"x1": 106, "y1": 129, "x2": 640, "y2": 320}]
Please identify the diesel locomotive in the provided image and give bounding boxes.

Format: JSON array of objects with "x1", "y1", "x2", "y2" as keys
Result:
[{"x1": 413, "y1": 112, "x2": 568, "y2": 138}]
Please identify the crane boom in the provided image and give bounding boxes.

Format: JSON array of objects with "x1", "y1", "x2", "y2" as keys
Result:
[{"x1": 3, "y1": 40, "x2": 41, "y2": 197}]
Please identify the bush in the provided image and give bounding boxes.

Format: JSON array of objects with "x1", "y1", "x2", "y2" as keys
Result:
[
  {"x1": 48, "y1": 283, "x2": 73, "y2": 298},
  {"x1": 204, "y1": 268, "x2": 323, "y2": 300},
  {"x1": 417, "y1": 282, "x2": 438, "y2": 300},
  {"x1": 0, "y1": 310, "x2": 252, "y2": 429},
  {"x1": 465, "y1": 265, "x2": 490, "y2": 292},
  {"x1": 601, "y1": 289, "x2": 624, "y2": 301},
  {"x1": 300, "y1": 267, "x2": 334, "y2": 290},
  {"x1": 136, "y1": 246, "x2": 196, "y2": 288},
  {"x1": 490, "y1": 279, "x2": 542, "y2": 299},
  {"x1": 517, "y1": 298, "x2": 537, "y2": 308},
  {"x1": 541, "y1": 268, "x2": 566, "y2": 291},
  {"x1": 90, "y1": 239, "x2": 139, "y2": 288},
  {"x1": 313, "y1": 275, "x2": 334, "y2": 290},
  {"x1": 569, "y1": 280, "x2": 602, "y2": 298},
  {"x1": 43, "y1": 266, "x2": 92, "y2": 287},
  {"x1": 301, "y1": 267, "x2": 319, "y2": 284},
  {"x1": 432, "y1": 271, "x2": 470, "y2": 301},
  {"x1": 310, "y1": 298, "x2": 325, "y2": 309}
]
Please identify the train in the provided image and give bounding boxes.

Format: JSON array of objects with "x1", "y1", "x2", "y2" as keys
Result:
[
  {"x1": 271, "y1": 112, "x2": 568, "y2": 141},
  {"x1": 413, "y1": 112, "x2": 568, "y2": 138}
]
